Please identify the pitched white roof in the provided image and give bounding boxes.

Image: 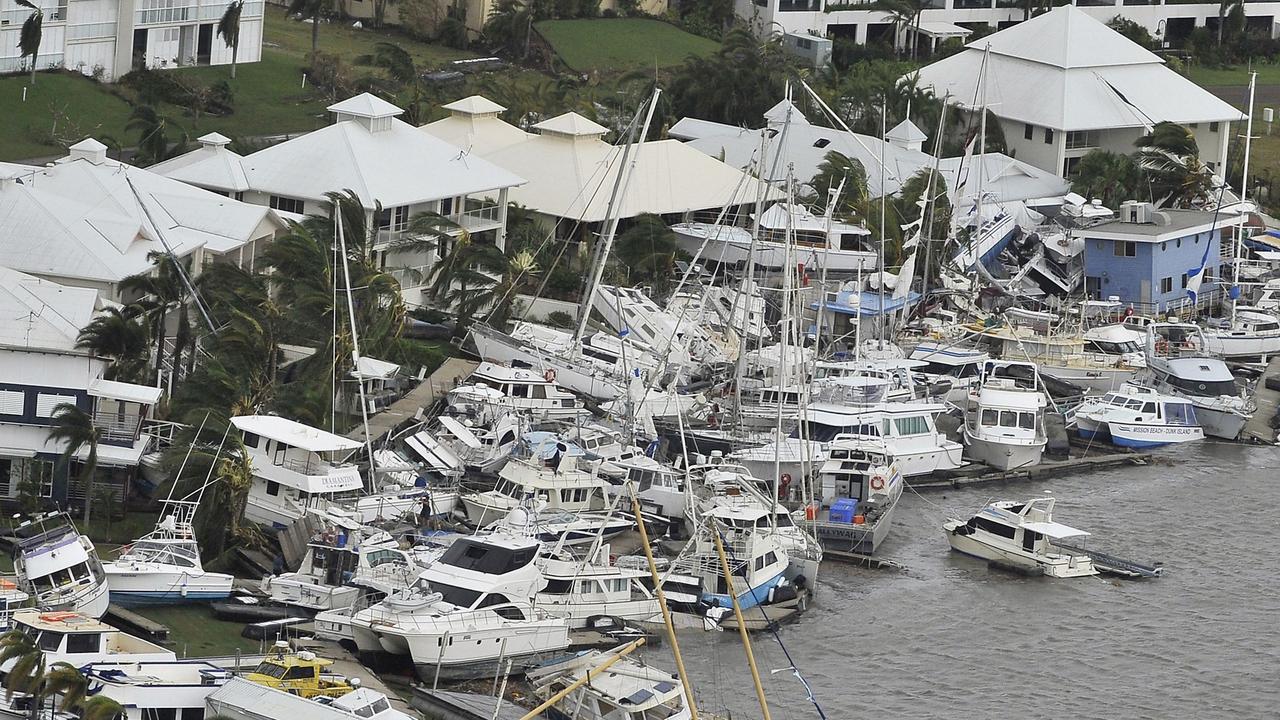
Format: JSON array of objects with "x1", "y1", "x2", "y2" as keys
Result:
[
  {"x1": 421, "y1": 98, "x2": 776, "y2": 223},
  {"x1": 887, "y1": 119, "x2": 927, "y2": 144},
  {"x1": 328, "y1": 92, "x2": 404, "y2": 118},
  {"x1": 149, "y1": 134, "x2": 252, "y2": 192},
  {"x1": 912, "y1": 6, "x2": 1243, "y2": 131},
  {"x1": 0, "y1": 150, "x2": 283, "y2": 285},
  {"x1": 442, "y1": 95, "x2": 507, "y2": 115},
  {"x1": 422, "y1": 107, "x2": 533, "y2": 155},
  {"x1": 0, "y1": 265, "x2": 98, "y2": 352},
  {"x1": 230, "y1": 114, "x2": 525, "y2": 208}
]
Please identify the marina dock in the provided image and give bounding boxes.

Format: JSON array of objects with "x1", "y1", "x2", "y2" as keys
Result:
[
  {"x1": 348, "y1": 357, "x2": 479, "y2": 445},
  {"x1": 1242, "y1": 356, "x2": 1280, "y2": 444},
  {"x1": 910, "y1": 449, "x2": 1153, "y2": 491}
]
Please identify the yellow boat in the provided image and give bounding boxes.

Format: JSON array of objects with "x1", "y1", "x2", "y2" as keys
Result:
[{"x1": 244, "y1": 642, "x2": 354, "y2": 699}]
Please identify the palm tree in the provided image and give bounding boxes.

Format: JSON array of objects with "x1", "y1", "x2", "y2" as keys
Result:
[
  {"x1": 41, "y1": 663, "x2": 87, "y2": 713},
  {"x1": 358, "y1": 43, "x2": 427, "y2": 124},
  {"x1": 425, "y1": 233, "x2": 507, "y2": 328},
  {"x1": 47, "y1": 404, "x2": 102, "y2": 525},
  {"x1": 217, "y1": 0, "x2": 244, "y2": 79},
  {"x1": 160, "y1": 413, "x2": 259, "y2": 558},
  {"x1": 1134, "y1": 121, "x2": 1211, "y2": 207},
  {"x1": 121, "y1": 251, "x2": 191, "y2": 387},
  {"x1": 15, "y1": 0, "x2": 42, "y2": 84},
  {"x1": 80, "y1": 696, "x2": 125, "y2": 720},
  {"x1": 668, "y1": 26, "x2": 800, "y2": 127},
  {"x1": 480, "y1": 249, "x2": 540, "y2": 328},
  {"x1": 875, "y1": 0, "x2": 925, "y2": 58},
  {"x1": 809, "y1": 151, "x2": 870, "y2": 218},
  {"x1": 76, "y1": 306, "x2": 150, "y2": 382},
  {"x1": 126, "y1": 104, "x2": 186, "y2": 166},
  {"x1": 289, "y1": 0, "x2": 328, "y2": 56},
  {"x1": 1071, "y1": 150, "x2": 1142, "y2": 209},
  {"x1": 613, "y1": 214, "x2": 680, "y2": 296},
  {"x1": 0, "y1": 630, "x2": 44, "y2": 698}
]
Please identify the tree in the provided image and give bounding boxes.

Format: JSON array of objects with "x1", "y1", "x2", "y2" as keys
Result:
[
  {"x1": 357, "y1": 42, "x2": 426, "y2": 123},
  {"x1": 290, "y1": 0, "x2": 327, "y2": 56},
  {"x1": 41, "y1": 663, "x2": 87, "y2": 713},
  {"x1": 1135, "y1": 121, "x2": 1212, "y2": 207},
  {"x1": 76, "y1": 306, "x2": 150, "y2": 382},
  {"x1": 875, "y1": 0, "x2": 926, "y2": 59},
  {"x1": 1217, "y1": 0, "x2": 1243, "y2": 46},
  {"x1": 1071, "y1": 150, "x2": 1142, "y2": 209},
  {"x1": 160, "y1": 414, "x2": 260, "y2": 558},
  {"x1": 217, "y1": 0, "x2": 244, "y2": 79},
  {"x1": 668, "y1": 27, "x2": 801, "y2": 127},
  {"x1": 126, "y1": 104, "x2": 186, "y2": 166},
  {"x1": 47, "y1": 404, "x2": 103, "y2": 525},
  {"x1": 15, "y1": 0, "x2": 42, "y2": 84},
  {"x1": 808, "y1": 151, "x2": 869, "y2": 218},
  {"x1": 612, "y1": 214, "x2": 680, "y2": 296},
  {"x1": 120, "y1": 251, "x2": 192, "y2": 387}
]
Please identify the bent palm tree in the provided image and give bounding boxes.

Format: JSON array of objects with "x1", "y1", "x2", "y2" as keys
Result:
[
  {"x1": 41, "y1": 663, "x2": 87, "y2": 712},
  {"x1": 217, "y1": 0, "x2": 244, "y2": 79},
  {"x1": 48, "y1": 404, "x2": 102, "y2": 525},
  {"x1": 76, "y1": 306, "x2": 150, "y2": 382},
  {"x1": 81, "y1": 696, "x2": 125, "y2": 720},
  {"x1": 1, "y1": 629, "x2": 46, "y2": 720},
  {"x1": 15, "y1": 0, "x2": 42, "y2": 84},
  {"x1": 121, "y1": 251, "x2": 191, "y2": 387}
]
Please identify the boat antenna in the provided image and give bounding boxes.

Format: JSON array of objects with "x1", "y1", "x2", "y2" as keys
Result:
[
  {"x1": 710, "y1": 519, "x2": 772, "y2": 720},
  {"x1": 334, "y1": 206, "x2": 378, "y2": 490}
]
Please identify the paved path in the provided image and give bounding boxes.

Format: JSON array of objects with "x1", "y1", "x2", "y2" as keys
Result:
[{"x1": 346, "y1": 357, "x2": 478, "y2": 444}]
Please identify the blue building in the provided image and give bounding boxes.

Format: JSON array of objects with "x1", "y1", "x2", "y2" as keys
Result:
[{"x1": 1078, "y1": 202, "x2": 1244, "y2": 313}]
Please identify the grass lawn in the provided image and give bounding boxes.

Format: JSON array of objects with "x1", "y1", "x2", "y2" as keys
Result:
[
  {"x1": 0, "y1": 72, "x2": 137, "y2": 161},
  {"x1": 535, "y1": 18, "x2": 717, "y2": 72},
  {"x1": 260, "y1": 5, "x2": 474, "y2": 68},
  {"x1": 1188, "y1": 61, "x2": 1280, "y2": 86},
  {"x1": 134, "y1": 605, "x2": 264, "y2": 657}
]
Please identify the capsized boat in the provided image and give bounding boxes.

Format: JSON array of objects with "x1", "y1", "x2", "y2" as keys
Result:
[
  {"x1": 1075, "y1": 383, "x2": 1205, "y2": 448},
  {"x1": 207, "y1": 676, "x2": 416, "y2": 720},
  {"x1": 103, "y1": 500, "x2": 233, "y2": 606},
  {"x1": 527, "y1": 644, "x2": 694, "y2": 720},
  {"x1": 12, "y1": 512, "x2": 110, "y2": 619}
]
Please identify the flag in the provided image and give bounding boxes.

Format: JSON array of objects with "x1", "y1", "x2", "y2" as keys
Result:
[{"x1": 1184, "y1": 235, "x2": 1214, "y2": 302}]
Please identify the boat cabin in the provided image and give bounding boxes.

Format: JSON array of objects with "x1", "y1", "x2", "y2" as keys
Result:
[
  {"x1": 13, "y1": 513, "x2": 104, "y2": 607},
  {"x1": 955, "y1": 498, "x2": 1089, "y2": 558},
  {"x1": 452, "y1": 362, "x2": 579, "y2": 415},
  {"x1": 246, "y1": 645, "x2": 352, "y2": 699},
  {"x1": 819, "y1": 439, "x2": 896, "y2": 504},
  {"x1": 231, "y1": 415, "x2": 365, "y2": 525},
  {"x1": 80, "y1": 660, "x2": 231, "y2": 720},
  {"x1": 7, "y1": 611, "x2": 174, "y2": 661}
]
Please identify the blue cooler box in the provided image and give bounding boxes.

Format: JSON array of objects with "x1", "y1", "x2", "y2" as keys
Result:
[{"x1": 829, "y1": 498, "x2": 859, "y2": 524}]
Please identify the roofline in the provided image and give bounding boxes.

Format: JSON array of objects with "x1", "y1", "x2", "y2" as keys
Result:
[
  {"x1": 942, "y1": 98, "x2": 1244, "y2": 131},
  {"x1": 1076, "y1": 214, "x2": 1245, "y2": 243}
]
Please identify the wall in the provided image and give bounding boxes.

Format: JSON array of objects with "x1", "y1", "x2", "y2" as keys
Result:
[
  {"x1": 999, "y1": 116, "x2": 1063, "y2": 176},
  {"x1": 1082, "y1": 228, "x2": 1220, "y2": 309}
]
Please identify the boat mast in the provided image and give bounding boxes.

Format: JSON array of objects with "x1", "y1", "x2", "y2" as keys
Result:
[
  {"x1": 772, "y1": 172, "x2": 798, "y2": 503},
  {"x1": 973, "y1": 44, "x2": 990, "y2": 289},
  {"x1": 1233, "y1": 70, "x2": 1257, "y2": 325},
  {"x1": 335, "y1": 212, "x2": 377, "y2": 488},
  {"x1": 574, "y1": 88, "x2": 661, "y2": 344},
  {"x1": 710, "y1": 520, "x2": 773, "y2": 720},
  {"x1": 877, "y1": 97, "x2": 888, "y2": 348},
  {"x1": 731, "y1": 128, "x2": 775, "y2": 441},
  {"x1": 920, "y1": 98, "x2": 950, "y2": 312}
]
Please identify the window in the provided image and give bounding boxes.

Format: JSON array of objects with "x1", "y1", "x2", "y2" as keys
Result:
[
  {"x1": 283, "y1": 666, "x2": 314, "y2": 681},
  {"x1": 0, "y1": 390, "x2": 23, "y2": 415},
  {"x1": 1160, "y1": 277, "x2": 1173, "y2": 293},
  {"x1": 1018, "y1": 412, "x2": 1035, "y2": 430},
  {"x1": 973, "y1": 516, "x2": 1017, "y2": 539},
  {"x1": 181, "y1": 709, "x2": 203, "y2": 720},
  {"x1": 439, "y1": 197, "x2": 454, "y2": 216},
  {"x1": 35, "y1": 393, "x2": 77, "y2": 418},
  {"x1": 377, "y1": 205, "x2": 409, "y2": 232},
  {"x1": 981, "y1": 409, "x2": 999, "y2": 426},
  {"x1": 1113, "y1": 241, "x2": 1136, "y2": 257},
  {"x1": 1065, "y1": 130, "x2": 1093, "y2": 150},
  {"x1": 269, "y1": 195, "x2": 304, "y2": 214},
  {"x1": 1024, "y1": 123, "x2": 1033, "y2": 140},
  {"x1": 1044, "y1": 128, "x2": 1054, "y2": 144},
  {"x1": 266, "y1": 480, "x2": 280, "y2": 497},
  {"x1": 1181, "y1": 273, "x2": 1189, "y2": 289},
  {"x1": 243, "y1": 431, "x2": 260, "y2": 449},
  {"x1": 38, "y1": 632, "x2": 63, "y2": 651},
  {"x1": 1210, "y1": 122, "x2": 1220, "y2": 132},
  {"x1": 65, "y1": 633, "x2": 100, "y2": 653},
  {"x1": 893, "y1": 416, "x2": 931, "y2": 435}
]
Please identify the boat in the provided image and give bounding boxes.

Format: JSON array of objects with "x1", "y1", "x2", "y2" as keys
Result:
[
  {"x1": 671, "y1": 202, "x2": 877, "y2": 274},
  {"x1": 1201, "y1": 307, "x2": 1280, "y2": 362},
  {"x1": 207, "y1": 676, "x2": 416, "y2": 720},
  {"x1": 102, "y1": 500, "x2": 233, "y2": 606},
  {"x1": 665, "y1": 500, "x2": 794, "y2": 614},
  {"x1": 976, "y1": 321, "x2": 1145, "y2": 395},
  {"x1": 535, "y1": 543, "x2": 661, "y2": 629},
  {"x1": 77, "y1": 660, "x2": 232, "y2": 720},
  {"x1": 0, "y1": 610, "x2": 176, "y2": 720},
  {"x1": 347, "y1": 534, "x2": 571, "y2": 681},
  {"x1": 470, "y1": 321, "x2": 656, "y2": 402},
  {"x1": 802, "y1": 435, "x2": 905, "y2": 556},
  {"x1": 942, "y1": 498, "x2": 1097, "y2": 578},
  {"x1": 403, "y1": 414, "x2": 519, "y2": 478},
  {"x1": 262, "y1": 510, "x2": 421, "y2": 613},
  {"x1": 486, "y1": 498, "x2": 634, "y2": 547},
  {"x1": 961, "y1": 360, "x2": 1048, "y2": 471},
  {"x1": 593, "y1": 284, "x2": 734, "y2": 366},
  {"x1": 908, "y1": 339, "x2": 990, "y2": 402},
  {"x1": 12, "y1": 512, "x2": 110, "y2": 619},
  {"x1": 1135, "y1": 323, "x2": 1255, "y2": 440},
  {"x1": 243, "y1": 642, "x2": 354, "y2": 698},
  {"x1": 447, "y1": 361, "x2": 585, "y2": 420},
  {"x1": 1075, "y1": 384, "x2": 1205, "y2": 448},
  {"x1": 0, "y1": 582, "x2": 29, "y2": 632},
  {"x1": 526, "y1": 644, "x2": 693, "y2": 720}
]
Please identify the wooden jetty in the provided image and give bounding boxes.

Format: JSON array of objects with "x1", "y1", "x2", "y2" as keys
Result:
[
  {"x1": 911, "y1": 449, "x2": 1152, "y2": 491},
  {"x1": 104, "y1": 604, "x2": 169, "y2": 640},
  {"x1": 347, "y1": 357, "x2": 478, "y2": 445},
  {"x1": 1242, "y1": 355, "x2": 1280, "y2": 444},
  {"x1": 412, "y1": 688, "x2": 526, "y2": 720}
]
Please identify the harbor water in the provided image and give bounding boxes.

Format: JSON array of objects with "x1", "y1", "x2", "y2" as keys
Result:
[{"x1": 663, "y1": 441, "x2": 1280, "y2": 719}]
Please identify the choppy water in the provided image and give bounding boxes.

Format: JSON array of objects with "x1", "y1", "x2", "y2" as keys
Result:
[{"x1": 655, "y1": 442, "x2": 1280, "y2": 719}]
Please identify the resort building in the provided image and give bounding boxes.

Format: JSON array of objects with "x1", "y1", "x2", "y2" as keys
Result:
[
  {"x1": 1076, "y1": 201, "x2": 1245, "y2": 312},
  {"x1": 151, "y1": 93, "x2": 526, "y2": 307},
  {"x1": 348, "y1": 0, "x2": 668, "y2": 37},
  {"x1": 740, "y1": 0, "x2": 1279, "y2": 51},
  {"x1": 0, "y1": 0, "x2": 264, "y2": 81},
  {"x1": 0, "y1": 139, "x2": 285, "y2": 303},
  {"x1": 420, "y1": 95, "x2": 780, "y2": 238},
  {"x1": 0, "y1": 265, "x2": 160, "y2": 513},
  {"x1": 910, "y1": 7, "x2": 1244, "y2": 179}
]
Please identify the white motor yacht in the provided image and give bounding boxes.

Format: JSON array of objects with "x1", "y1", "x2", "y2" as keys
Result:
[
  {"x1": 671, "y1": 202, "x2": 877, "y2": 274},
  {"x1": 1202, "y1": 307, "x2": 1280, "y2": 361},
  {"x1": 536, "y1": 543, "x2": 661, "y2": 629},
  {"x1": 802, "y1": 435, "x2": 905, "y2": 556},
  {"x1": 962, "y1": 360, "x2": 1048, "y2": 471},
  {"x1": 207, "y1": 677, "x2": 415, "y2": 720},
  {"x1": 447, "y1": 362, "x2": 585, "y2": 420},
  {"x1": 1136, "y1": 323, "x2": 1255, "y2": 440},
  {"x1": 943, "y1": 498, "x2": 1097, "y2": 578},
  {"x1": 103, "y1": 500, "x2": 233, "y2": 606},
  {"x1": 13, "y1": 512, "x2": 110, "y2": 619},
  {"x1": 348, "y1": 534, "x2": 570, "y2": 681},
  {"x1": 908, "y1": 340, "x2": 989, "y2": 402},
  {"x1": 78, "y1": 660, "x2": 231, "y2": 720},
  {"x1": 1076, "y1": 384, "x2": 1205, "y2": 448},
  {"x1": 527, "y1": 645, "x2": 694, "y2": 720}
]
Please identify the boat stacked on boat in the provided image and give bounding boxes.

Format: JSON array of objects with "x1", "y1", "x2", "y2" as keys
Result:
[{"x1": 12, "y1": 512, "x2": 110, "y2": 619}]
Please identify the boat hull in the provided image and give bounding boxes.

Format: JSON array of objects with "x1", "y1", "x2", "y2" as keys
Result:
[
  {"x1": 702, "y1": 570, "x2": 786, "y2": 611},
  {"x1": 1041, "y1": 365, "x2": 1138, "y2": 394},
  {"x1": 671, "y1": 224, "x2": 876, "y2": 273},
  {"x1": 1076, "y1": 417, "x2": 1203, "y2": 448},
  {"x1": 470, "y1": 324, "x2": 626, "y2": 401},
  {"x1": 962, "y1": 432, "x2": 1045, "y2": 471},
  {"x1": 944, "y1": 525, "x2": 1096, "y2": 578},
  {"x1": 104, "y1": 568, "x2": 234, "y2": 606}
]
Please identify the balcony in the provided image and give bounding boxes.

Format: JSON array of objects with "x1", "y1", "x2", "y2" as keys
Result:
[
  {"x1": 94, "y1": 411, "x2": 145, "y2": 446},
  {"x1": 458, "y1": 204, "x2": 503, "y2": 232}
]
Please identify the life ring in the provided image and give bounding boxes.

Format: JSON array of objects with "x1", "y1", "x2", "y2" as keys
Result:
[
  {"x1": 870, "y1": 474, "x2": 886, "y2": 491},
  {"x1": 543, "y1": 368, "x2": 557, "y2": 383}
]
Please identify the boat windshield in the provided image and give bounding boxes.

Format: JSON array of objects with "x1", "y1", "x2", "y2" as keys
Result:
[
  {"x1": 1166, "y1": 375, "x2": 1238, "y2": 397},
  {"x1": 429, "y1": 581, "x2": 483, "y2": 609},
  {"x1": 792, "y1": 421, "x2": 879, "y2": 442},
  {"x1": 1088, "y1": 340, "x2": 1141, "y2": 354},
  {"x1": 1163, "y1": 402, "x2": 1197, "y2": 425}
]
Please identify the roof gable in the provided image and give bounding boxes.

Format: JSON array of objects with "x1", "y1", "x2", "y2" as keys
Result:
[{"x1": 974, "y1": 6, "x2": 1162, "y2": 69}]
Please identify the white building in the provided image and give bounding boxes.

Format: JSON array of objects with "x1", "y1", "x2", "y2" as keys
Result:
[
  {"x1": 740, "y1": 0, "x2": 1279, "y2": 51},
  {"x1": 910, "y1": 6, "x2": 1245, "y2": 179},
  {"x1": 0, "y1": 139, "x2": 285, "y2": 303},
  {"x1": 0, "y1": 265, "x2": 160, "y2": 511},
  {"x1": 151, "y1": 93, "x2": 526, "y2": 307},
  {"x1": 669, "y1": 99, "x2": 1068, "y2": 204},
  {"x1": 421, "y1": 95, "x2": 781, "y2": 236},
  {"x1": 0, "y1": 0, "x2": 264, "y2": 81}
]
